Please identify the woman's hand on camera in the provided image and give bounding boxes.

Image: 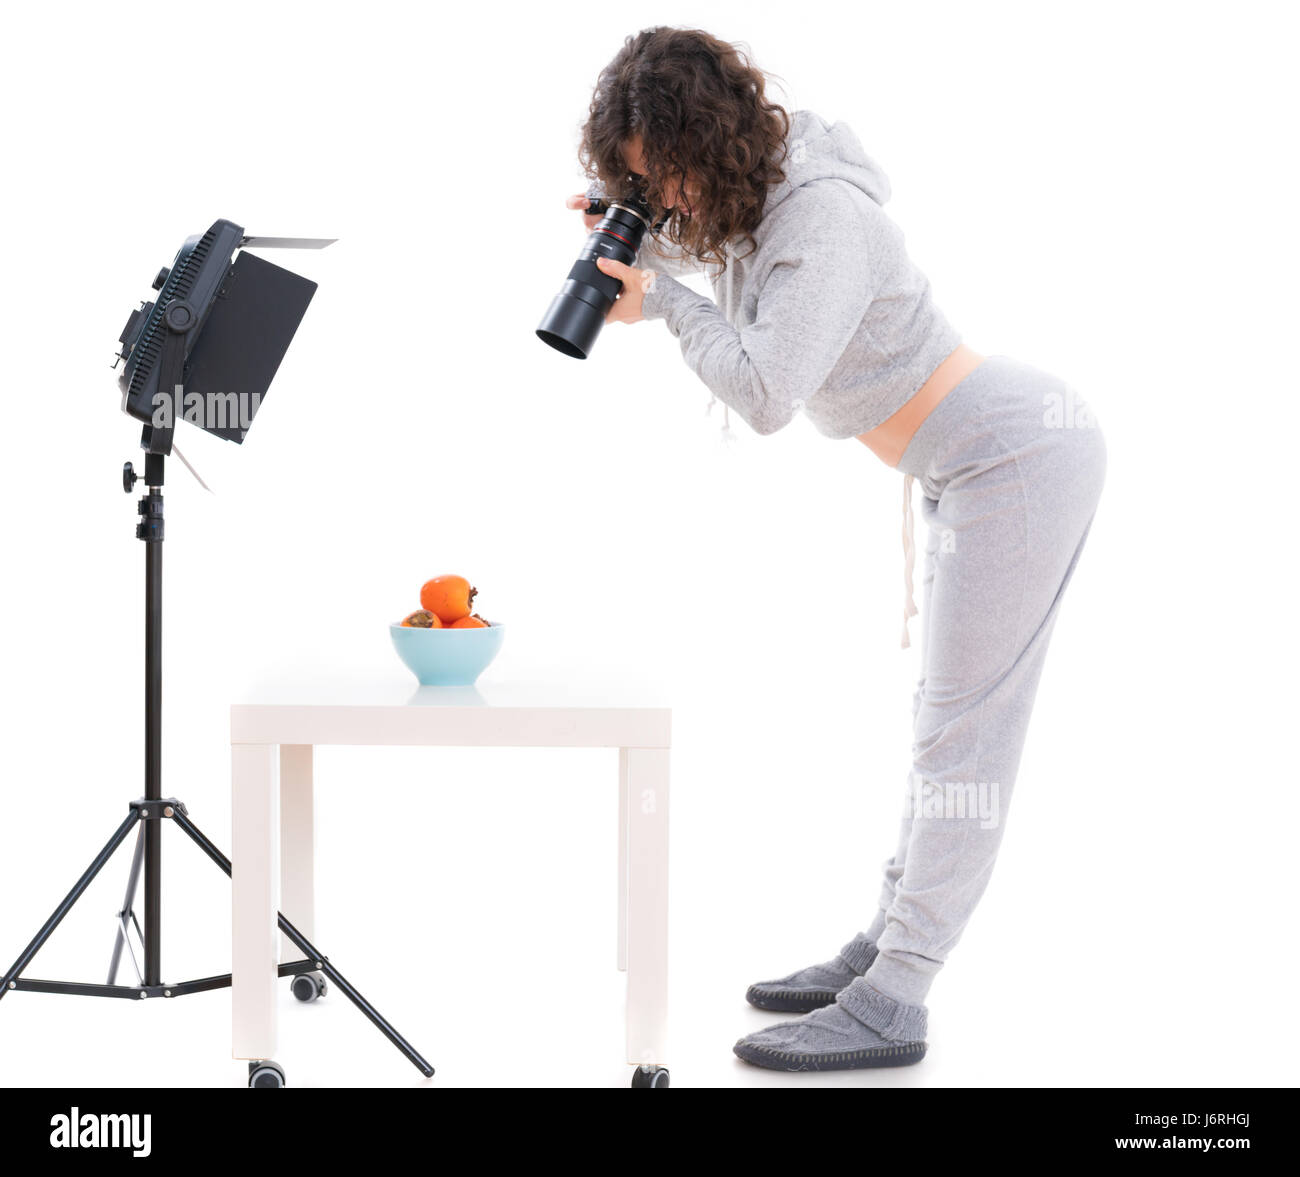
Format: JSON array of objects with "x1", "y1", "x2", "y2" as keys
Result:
[
  {"x1": 566, "y1": 193, "x2": 602, "y2": 233},
  {"x1": 595, "y1": 256, "x2": 656, "y2": 324},
  {"x1": 566, "y1": 195, "x2": 656, "y2": 323}
]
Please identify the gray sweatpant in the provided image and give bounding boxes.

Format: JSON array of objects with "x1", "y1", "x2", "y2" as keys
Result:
[{"x1": 859, "y1": 354, "x2": 1108, "y2": 1006}]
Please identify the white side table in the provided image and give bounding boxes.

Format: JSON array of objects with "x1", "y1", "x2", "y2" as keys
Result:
[{"x1": 230, "y1": 674, "x2": 671, "y2": 1087}]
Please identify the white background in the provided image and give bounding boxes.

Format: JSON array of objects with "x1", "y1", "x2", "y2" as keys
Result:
[{"x1": 0, "y1": 0, "x2": 1294, "y2": 1089}]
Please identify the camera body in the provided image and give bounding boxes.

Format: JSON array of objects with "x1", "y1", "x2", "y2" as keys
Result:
[{"x1": 536, "y1": 195, "x2": 663, "y2": 359}]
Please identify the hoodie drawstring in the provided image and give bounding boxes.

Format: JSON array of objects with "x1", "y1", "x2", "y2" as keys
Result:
[
  {"x1": 901, "y1": 472, "x2": 918, "y2": 649},
  {"x1": 705, "y1": 395, "x2": 919, "y2": 647},
  {"x1": 705, "y1": 394, "x2": 735, "y2": 442}
]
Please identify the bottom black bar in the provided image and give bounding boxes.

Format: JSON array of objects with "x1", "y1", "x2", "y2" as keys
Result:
[{"x1": 0, "y1": 1086, "x2": 1281, "y2": 1156}]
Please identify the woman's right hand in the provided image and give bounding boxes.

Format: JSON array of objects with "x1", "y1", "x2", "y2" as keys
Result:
[{"x1": 566, "y1": 193, "x2": 603, "y2": 233}]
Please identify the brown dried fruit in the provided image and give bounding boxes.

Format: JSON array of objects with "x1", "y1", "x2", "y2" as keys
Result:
[{"x1": 400, "y1": 609, "x2": 443, "y2": 629}]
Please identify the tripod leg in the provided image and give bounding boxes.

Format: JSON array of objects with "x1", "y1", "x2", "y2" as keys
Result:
[
  {"x1": 107, "y1": 823, "x2": 147, "y2": 986},
  {"x1": 171, "y1": 805, "x2": 435, "y2": 1077},
  {"x1": 1, "y1": 808, "x2": 141, "y2": 1001}
]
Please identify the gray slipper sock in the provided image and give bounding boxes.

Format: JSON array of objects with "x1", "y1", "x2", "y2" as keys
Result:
[
  {"x1": 734, "y1": 976, "x2": 929, "y2": 1072},
  {"x1": 745, "y1": 932, "x2": 881, "y2": 1014}
]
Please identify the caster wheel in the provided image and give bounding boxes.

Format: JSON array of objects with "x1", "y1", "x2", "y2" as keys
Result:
[
  {"x1": 631, "y1": 1065, "x2": 670, "y2": 1088},
  {"x1": 248, "y1": 1060, "x2": 286, "y2": 1088},
  {"x1": 291, "y1": 972, "x2": 327, "y2": 1002}
]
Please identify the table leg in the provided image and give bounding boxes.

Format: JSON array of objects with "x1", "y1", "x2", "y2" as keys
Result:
[
  {"x1": 624, "y1": 746, "x2": 669, "y2": 1068},
  {"x1": 279, "y1": 744, "x2": 315, "y2": 963},
  {"x1": 232, "y1": 742, "x2": 279, "y2": 1062},
  {"x1": 617, "y1": 747, "x2": 629, "y2": 972}
]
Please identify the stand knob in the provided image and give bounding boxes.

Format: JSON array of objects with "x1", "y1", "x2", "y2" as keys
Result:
[{"x1": 123, "y1": 462, "x2": 138, "y2": 493}]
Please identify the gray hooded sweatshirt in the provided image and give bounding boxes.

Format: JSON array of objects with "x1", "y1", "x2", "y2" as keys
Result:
[{"x1": 636, "y1": 109, "x2": 964, "y2": 440}]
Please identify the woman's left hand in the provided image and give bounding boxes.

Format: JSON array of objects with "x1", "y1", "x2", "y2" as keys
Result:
[{"x1": 595, "y1": 256, "x2": 656, "y2": 324}]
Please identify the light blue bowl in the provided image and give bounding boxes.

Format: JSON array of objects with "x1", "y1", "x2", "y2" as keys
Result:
[{"x1": 390, "y1": 620, "x2": 506, "y2": 685}]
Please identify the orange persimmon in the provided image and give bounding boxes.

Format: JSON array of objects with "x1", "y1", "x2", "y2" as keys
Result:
[
  {"x1": 447, "y1": 613, "x2": 490, "y2": 629},
  {"x1": 420, "y1": 575, "x2": 477, "y2": 624},
  {"x1": 401, "y1": 609, "x2": 443, "y2": 628}
]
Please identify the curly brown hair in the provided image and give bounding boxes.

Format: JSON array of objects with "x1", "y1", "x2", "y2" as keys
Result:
[{"x1": 579, "y1": 27, "x2": 791, "y2": 270}]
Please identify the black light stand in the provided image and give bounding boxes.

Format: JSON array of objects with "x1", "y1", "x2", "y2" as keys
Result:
[{"x1": 0, "y1": 246, "x2": 434, "y2": 1088}]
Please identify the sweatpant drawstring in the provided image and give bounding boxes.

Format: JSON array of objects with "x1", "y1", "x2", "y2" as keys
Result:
[{"x1": 901, "y1": 472, "x2": 918, "y2": 649}]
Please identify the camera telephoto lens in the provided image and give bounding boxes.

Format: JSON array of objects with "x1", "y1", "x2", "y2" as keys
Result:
[{"x1": 536, "y1": 196, "x2": 660, "y2": 359}]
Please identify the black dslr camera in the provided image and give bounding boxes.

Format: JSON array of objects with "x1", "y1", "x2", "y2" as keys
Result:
[{"x1": 536, "y1": 193, "x2": 666, "y2": 359}]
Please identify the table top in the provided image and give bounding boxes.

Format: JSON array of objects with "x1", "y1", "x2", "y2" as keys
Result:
[{"x1": 230, "y1": 663, "x2": 672, "y2": 748}]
